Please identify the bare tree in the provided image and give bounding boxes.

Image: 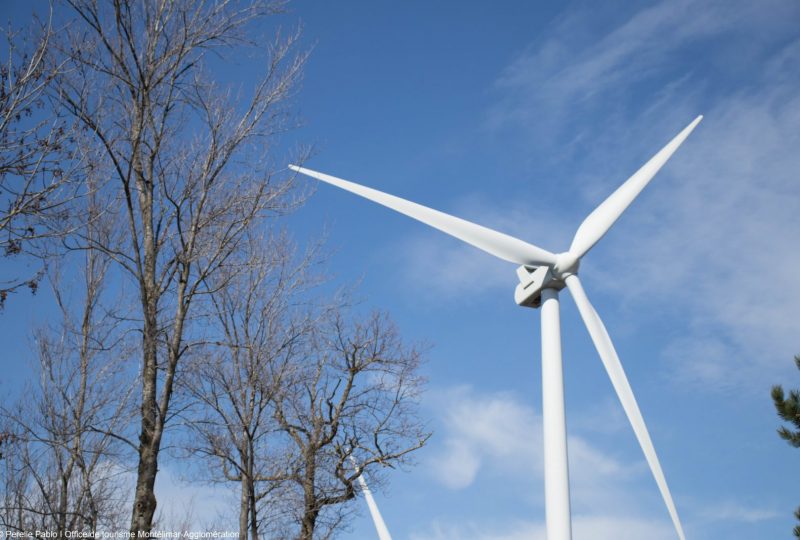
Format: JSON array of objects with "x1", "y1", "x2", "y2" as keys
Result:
[
  {"x1": 273, "y1": 309, "x2": 430, "y2": 540},
  {"x1": 51, "y1": 0, "x2": 306, "y2": 532},
  {"x1": 0, "y1": 9, "x2": 75, "y2": 307},
  {"x1": 181, "y1": 232, "x2": 318, "y2": 540},
  {"x1": 0, "y1": 428, "x2": 33, "y2": 532},
  {"x1": 179, "y1": 228, "x2": 428, "y2": 540},
  {"x1": 0, "y1": 203, "x2": 134, "y2": 533}
]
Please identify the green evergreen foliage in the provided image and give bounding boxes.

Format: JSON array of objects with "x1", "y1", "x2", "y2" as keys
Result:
[
  {"x1": 772, "y1": 356, "x2": 800, "y2": 447},
  {"x1": 794, "y1": 508, "x2": 800, "y2": 538},
  {"x1": 772, "y1": 355, "x2": 800, "y2": 538}
]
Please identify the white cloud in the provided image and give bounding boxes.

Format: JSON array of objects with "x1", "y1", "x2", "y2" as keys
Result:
[
  {"x1": 433, "y1": 438, "x2": 483, "y2": 490},
  {"x1": 426, "y1": 386, "x2": 541, "y2": 489},
  {"x1": 410, "y1": 515, "x2": 676, "y2": 540},
  {"x1": 409, "y1": 519, "x2": 546, "y2": 540},
  {"x1": 425, "y1": 386, "x2": 658, "y2": 511},
  {"x1": 697, "y1": 501, "x2": 780, "y2": 524},
  {"x1": 153, "y1": 466, "x2": 237, "y2": 530},
  {"x1": 87, "y1": 460, "x2": 237, "y2": 530},
  {"x1": 567, "y1": 396, "x2": 628, "y2": 436}
]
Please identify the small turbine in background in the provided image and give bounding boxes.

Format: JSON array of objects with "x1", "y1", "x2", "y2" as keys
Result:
[{"x1": 351, "y1": 457, "x2": 393, "y2": 540}]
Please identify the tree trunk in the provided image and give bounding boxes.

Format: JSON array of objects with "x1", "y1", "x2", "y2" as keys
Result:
[
  {"x1": 248, "y1": 478, "x2": 258, "y2": 540},
  {"x1": 239, "y1": 475, "x2": 249, "y2": 540},
  {"x1": 58, "y1": 472, "x2": 68, "y2": 535},
  {"x1": 299, "y1": 453, "x2": 317, "y2": 540},
  {"x1": 299, "y1": 509, "x2": 318, "y2": 540},
  {"x1": 130, "y1": 309, "x2": 160, "y2": 533},
  {"x1": 130, "y1": 434, "x2": 159, "y2": 532},
  {"x1": 130, "y1": 170, "x2": 161, "y2": 533}
]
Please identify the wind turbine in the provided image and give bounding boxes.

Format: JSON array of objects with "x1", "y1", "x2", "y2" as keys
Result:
[
  {"x1": 351, "y1": 457, "x2": 393, "y2": 540},
  {"x1": 290, "y1": 115, "x2": 702, "y2": 540}
]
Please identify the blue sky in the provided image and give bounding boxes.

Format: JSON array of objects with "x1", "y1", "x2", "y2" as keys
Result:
[{"x1": 3, "y1": 1, "x2": 800, "y2": 538}]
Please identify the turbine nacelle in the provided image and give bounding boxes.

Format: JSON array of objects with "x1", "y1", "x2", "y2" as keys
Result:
[
  {"x1": 514, "y1": 252, "x2": 579, "y2": 308},
  {"x1": 515, "y1": 265, "x2": 562, "y2": 308}
]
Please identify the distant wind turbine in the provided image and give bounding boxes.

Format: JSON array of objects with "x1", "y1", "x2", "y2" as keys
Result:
[
  {"x1": 290, "y1": 115, "x2": 702, "y2": 540},
  {"x1": 351, "y1": 458, "x2": 393, "y2": 540}
]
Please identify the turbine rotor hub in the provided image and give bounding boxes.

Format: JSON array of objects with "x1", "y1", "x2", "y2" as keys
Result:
[{"x1": 553, "y1": 251, "x2": 580, "y2": 279}]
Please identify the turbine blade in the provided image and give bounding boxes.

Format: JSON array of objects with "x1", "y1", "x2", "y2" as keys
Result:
[
  {"x1": 289, "y1": 165, "x2": 557, "y2": 267},
  {"x1": 355, "y1": 468, "x2": 393, "y2": 540},
  {"x1": 565, "y1": 274, "x2": 685, "y2": 540},
  {"x1": 569, "y1": 116, "x2": 702, "y2": 259}
]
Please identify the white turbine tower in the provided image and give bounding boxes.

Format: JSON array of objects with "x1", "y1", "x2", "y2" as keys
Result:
[{"x1": 290, "y1": 115, "x2": 702, "y2": 540}]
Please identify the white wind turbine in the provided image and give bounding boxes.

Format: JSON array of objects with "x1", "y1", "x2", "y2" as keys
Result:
[
  {"x1": 290, "y1": 115, "x2": 702, "y2": 540},
  {"x1": 350, "y1": 457, "x2": 393, "y2": 540}
]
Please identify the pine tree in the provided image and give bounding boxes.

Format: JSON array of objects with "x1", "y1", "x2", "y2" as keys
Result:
[{"x1": 771, "y1": 355, "x2": 800, "y2": 538}]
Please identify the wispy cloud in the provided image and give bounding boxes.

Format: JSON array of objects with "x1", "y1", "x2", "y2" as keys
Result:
[
  {"x1": 425, "y1": 386, "x2": 540, "y2": 489},
  {"x1": 154, "y1": 466, "x2": 236, "y2": 529},
  {"x1": 410, "y1": 515, "x2": 679, "y2": 540},
  {"x1": 487, "y1": 0, "x2": 798, "y2": 147},
  {"x1": 594, "y1": 39, "x2": 800, "y2": 389},
  {"x1": 418, "y1": 400, "x2": 675, "y2": 537},
  {"x1": 90, "y1": 461, "x2": 237, "y2": 530},
  {"x1": 401, "y1": 0, "x2": 800, "y2": 391},
  {"x1": 697, "y1": 501, "x2": 780, "y2": 524}
]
